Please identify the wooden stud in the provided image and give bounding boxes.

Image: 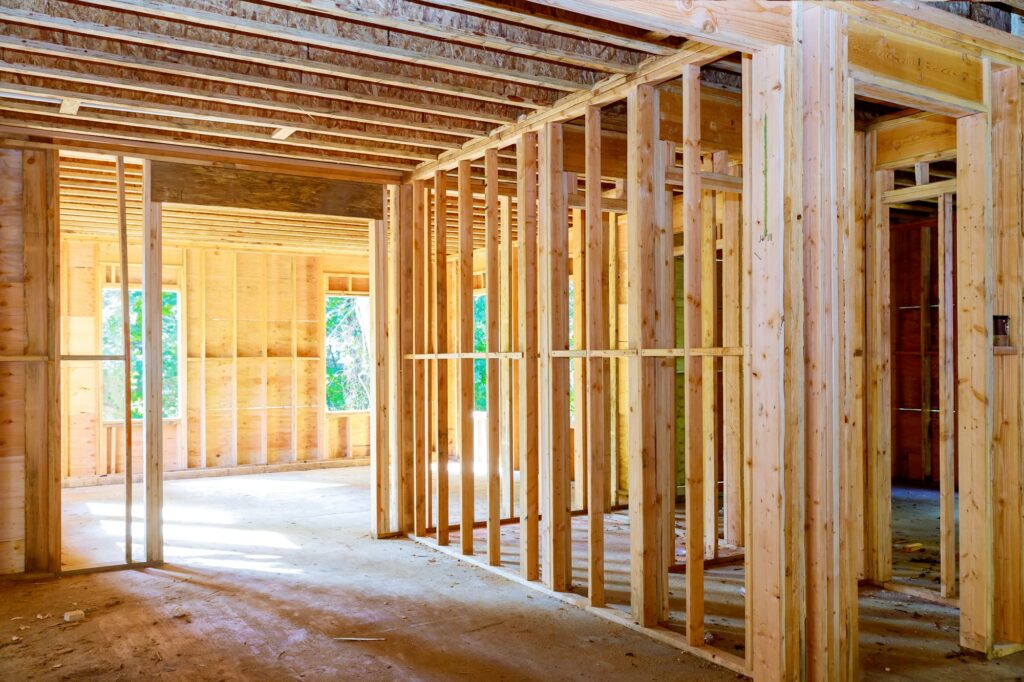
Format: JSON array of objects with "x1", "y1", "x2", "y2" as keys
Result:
[
  {"x1": 412, "y1": 179, "x2": 427, "y2": 537},
  {"x1": 456, "y1": 160, "x2": 475, "y2": 556},
  {"x1": 517, "y1": 132, "x2": 540, "y2": 580},
  {"x1": 537, "y1": 122, "x2": 571, "y2": 591},
  {"x1": 433, "y1": 171, "x2": 450, "y2": 546},
  {"x1": 485, "y1": 149, "x2": 501, "y2": 565},
  {"x1": 956, "y1": 105, "x2": 995, "y2": 655},
  {"x1": 117, "y1": 156, "x2": 134, "y2": 563},
  {"x1": 681, "y1": 65, "x2": 705, "y2": 642},
  {"x1": 936, "y1": 192, "x2": 956, "y2": 600},
  {"x1": 142, "y1": 160, "x2": 164, "y2": 563},
  {"x1": 627, "y1": 81, "x2": 670, "y2": 627},
  {"x1": 583, "y1": 104, "x2": 606, "y2": 607}
]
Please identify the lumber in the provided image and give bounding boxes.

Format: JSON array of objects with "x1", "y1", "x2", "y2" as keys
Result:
[
  {"x1": 433, "y1": 171, "x2": 450, "y2": 546},
  {"x1": 457, "y1": 160, "x2": 475, "y2": 556},
  {"x1": 485, "y1": 149, "x2": 501, "y2": 566},
  {"x1": 517, "y1": 133, "x2": 539, "y2": 580},
  {"x1": 142, "y1": 160, "x2": 164, "y2": 562}
]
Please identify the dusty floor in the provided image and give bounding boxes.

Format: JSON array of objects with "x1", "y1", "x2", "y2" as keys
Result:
[{"x1": 2, "y1": 468, "x2": 735, "y2": 681}]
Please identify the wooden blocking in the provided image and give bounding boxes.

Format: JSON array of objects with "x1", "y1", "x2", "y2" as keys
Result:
[
  {"x1": 517, "y1": 132, "x2": 540, "y2": 580},
  {"x1": 142, "y1": 160, "x2": 164, "y2": 563},
  {"x1": 484, "y1": 150, "x2": 501, "y2": 566},
  {"x1": 865, "y1": 158, "x2": 894, "y2": 584},
  {"x1": 149, "y1": 161, "x2": 384, "y2": 219},
  {"x1": 680, "y1": 66, "x2": 704, "y2": 642},
  {"x1": 956, "y1": 108, "x2": 995, "y2": 654},
  {"x1": 584, "y1": 104, "x2": 607, "y2": 607},
  {"x1": 456, "y1": 160, "x2": 475, "y2": 556},
  {"x1": 433, "y1": 171, "x2": 450, "y2": 546},
  {"x1": 369, "y1": 193, "x2": 391, "y2": 537},
  {"x1": 990, "y1": 64, "x2": 1023, "y2": 645},
  {"x1": 627, "y1": 81, "x2": 670, "y2": 627},
  {"x1": 538, "y1": 122, "x2": 571, "y2": 591}
]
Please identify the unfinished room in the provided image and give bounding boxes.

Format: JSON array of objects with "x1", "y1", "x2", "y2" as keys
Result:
[{"x1": 1, "y1": 1, "x2": 1024, "y2": 680}]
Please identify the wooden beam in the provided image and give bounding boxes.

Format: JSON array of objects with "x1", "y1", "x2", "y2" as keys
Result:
[
  {"x1": 880, "y1": 179, "x2": 956, "y2": 205},
  {"x1": 537, "y1": 0, "x2": 793, "y2": 51},
  {"x1": 149, "y1": 161, "x2": 384, "y2": 219},
  {"x1": 537, "y1": 122, "x2": 571, "y2": 591},
  {"x1": 517, "y1": 133, "x2": 540, "y2": 580}
]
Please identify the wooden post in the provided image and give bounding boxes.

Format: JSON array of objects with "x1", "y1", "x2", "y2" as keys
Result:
[
  {"x1": 802, "y1": 7, "x2": 856, "y2": 678},
  {"x1": 538, "y1": 122, "x2": 571, "y2": 591},
  {"x1": 701, "y1": 151, "x2": 719, "y2": 560},
  {"x1": 681, "y1": 65, "x2": 705, "y2": 641},
  {"x1": 22, "y1": 149, "x2": 60, "y2": 574},
  {"x1": 628, "y1": 81, "x2": 670, "y2": 627},
  {"x1": 936, "y1": 192, "x2": 956, "y2": 599},
  {"x1": 956, "y1": 99, "x2": 995, "y2": 653},
  {"x1": 584, "y1": 104, "x2": 607, "y2": 606},
  {"x1": 991, "y1": 64, "x2": 1023, "y2": 646},
  {"x1": 412, "y1": 179, "x2": 428, "y2": 537},
  {"x1": 433, "y1": 171, "x2": 450, "y2": 546},
  {"x1": 390, "y1": 184, "x2": 414, "y2": 534},
  {"x1": 499, "y1": 193, "x2": 514, "y2": 519},
  {"x1": 457, "y1": 159, "x2": 475, "y2": 556},
  {"x1": 865, "y1": 147, "x2": 894, "y2": 584},
  {"x1": 485, "y1": 149, "x2": 501, "y2": 566},
  {"x1": 517, "y1": 133, "x2": 540, "y2": 580},
  {"x1": 571, "y1": 204, "x2": 587, "y2": 513},
  {"x1": 721, "y1": 159, "x2": 743, "y2": 549},
  {"x1": 369, "y1": 191, "x2": 391, "y2": 538},
  {"x1": 748, "y1": 44, "x2": 804, "y2": 680},
  {"x1": 142, "y1": 160, "x2": 164, "y2": 563},
  {"x1": 117, "y1": 157, "x2": 134, "y2": 563}
]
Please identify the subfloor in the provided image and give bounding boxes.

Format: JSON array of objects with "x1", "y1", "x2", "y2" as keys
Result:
[{"x1": 1, "y1": 468, "x2": 736, "y2": 681}]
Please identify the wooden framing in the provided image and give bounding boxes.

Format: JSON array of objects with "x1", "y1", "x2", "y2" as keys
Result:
[{"x1": 8, "y1": 2, "x2": 1024, "y2": 680}]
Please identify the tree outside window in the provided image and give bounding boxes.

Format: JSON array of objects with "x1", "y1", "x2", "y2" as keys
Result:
[
  {"x1": 325, "y1": 294, "x2": 371, "y2": 412},
  {"x1": 100, "y1": 289, "x2": 180, "y2": 421}
]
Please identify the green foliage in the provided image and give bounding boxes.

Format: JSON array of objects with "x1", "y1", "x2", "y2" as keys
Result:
[
  {"x1": 473, "y1": 294, "x2": 487, "y2": 411},
  {"x1": 325, "y1": 295, "x2": 371, "y2": 412},
  {"x1": 101, "y1": 289, "x2": 179, "y2": 421}
]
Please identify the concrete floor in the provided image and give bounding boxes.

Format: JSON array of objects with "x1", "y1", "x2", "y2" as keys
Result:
[
  {"x1": 7, "y1": 472, "x2": 1024, "y2": 680},
  {"x1": 1, "y1": 468, "x2": 735, "y2": 681}
]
